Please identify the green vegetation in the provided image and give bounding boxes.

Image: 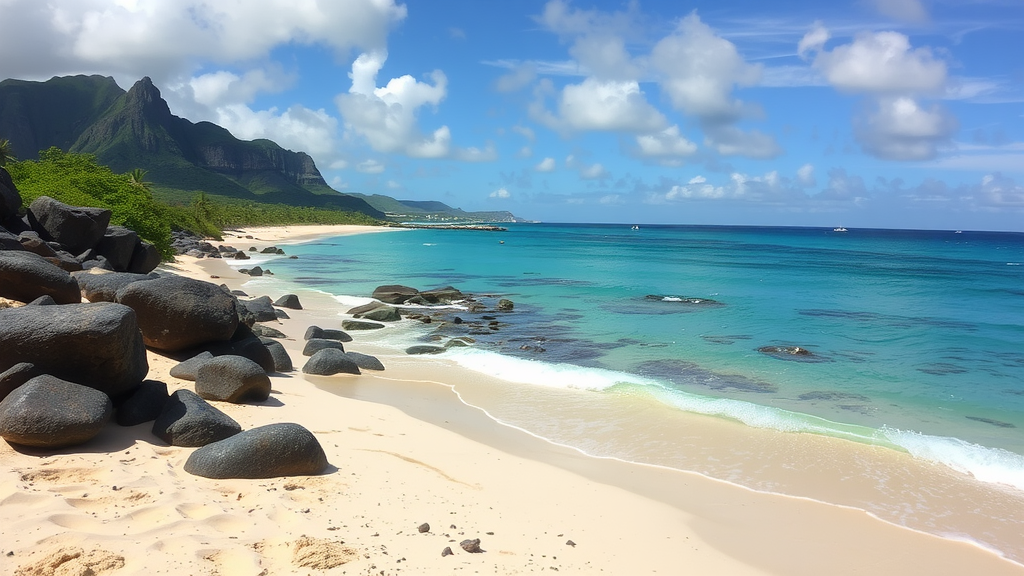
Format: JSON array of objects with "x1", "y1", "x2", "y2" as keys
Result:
[
  {"x1": 0, "y1": 138, "x2": 14, "y2": 166},
  {"x1": 7, "y1": 148, "x2": 173, "y2": 257},
  {"x1": 7, "y1": 148, "x2": 383, "y2": 254}
]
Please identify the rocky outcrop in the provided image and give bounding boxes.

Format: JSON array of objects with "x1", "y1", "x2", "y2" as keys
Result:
[
  {"x1": 274, "y1": 294, "x2": 302, "y2": 309},
  {"x1": 94, "y1": 226, "x2": 139, "y2": 271},
  {"x1": 302, "y1": 338, "x2": 345, "y2": 357},
  {"x1": 26, "y1": 196, "x2": 111, "y2": 255},
  {"x1": 356, "y1": 305, "x2": 400, "y2": 322},
  {"x1": 72, "y1": 270, "x2": 152, "y2": 302},
  {"x1": 302, "y1": 349, "x2": 361, "y2": 376},
  {"x1": 195, "y1": 355, "x2": 272, "y2": 404},
  {"x1": 0, "y1": 302, "x2": 149, "y2": 397},
  {"x1": 239, "y1": 295, "x2": 277, "y2": 323},
  {"x1": 115, "y1": 275, "x2": 238, "y2": 352},
  {"x1": 0, "y1": 250, "x2": 81, "y2": 304},
  {"x1": 183, "y1": 423, "x2": 329, "y2": 479},
  {"x1": 304, "y1": 326, "x2": 352, "y2": 342},
  {"x1": 372, "y1": 285, "x2": 419, "y2": 304},
  {"x1": 406, "y1": 345, "x2": 445, "y2": 355},
  {"x1": 342, "y1": 320, "x2": 384, "y2": 331},
  {"x1": 152, "y1": 389, "x2": 241, "y2": 447},
  {"x1": 0, "y1": 375, "x2": 113, "y2": 448}
]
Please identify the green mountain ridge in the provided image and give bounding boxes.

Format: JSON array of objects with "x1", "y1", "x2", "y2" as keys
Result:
[{"x1": 1, "y1": 75, "x2": 521, "y2": 223}]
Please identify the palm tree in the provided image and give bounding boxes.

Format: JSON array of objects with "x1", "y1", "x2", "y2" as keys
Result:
[
  {"x1": 0, "y1": 139, "x2": 16, "y2": 167},
  {"x1": 127, "y1": 168, "x2": 152, "y2": 191}
]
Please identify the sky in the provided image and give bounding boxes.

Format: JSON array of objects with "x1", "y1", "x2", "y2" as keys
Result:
[{"x1": 1, "y1": 0, "x2": 1022, "y2": 231}]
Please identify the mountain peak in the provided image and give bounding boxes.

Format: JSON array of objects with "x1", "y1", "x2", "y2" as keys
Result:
[{"x1": 124, "y1": 76, "x2": 171, "y2": 120}]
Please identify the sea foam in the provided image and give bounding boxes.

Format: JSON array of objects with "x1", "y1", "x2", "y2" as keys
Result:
[
  {"x1": 447, "y1": 348, "x2": 652, "y2": 391},
  {"x1": 883, "y1": 428, "x2": 1024, "y2": 491}
]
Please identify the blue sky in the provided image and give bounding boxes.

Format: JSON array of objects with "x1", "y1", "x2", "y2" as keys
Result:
[{"x1": 1, "y1": 0, "x2": 1022, "y2": 230}]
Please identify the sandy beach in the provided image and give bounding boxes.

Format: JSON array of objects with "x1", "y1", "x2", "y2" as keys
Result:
[{"x1": 2, "y1": 224, "x2": 1022, "y2": 576}]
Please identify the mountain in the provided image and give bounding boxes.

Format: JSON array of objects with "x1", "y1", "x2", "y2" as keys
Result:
[
  {"x1": 0, "y1": 76, "x2": 384, "y2": 218},
  {"x1": 347, "y1": 193, "x2": 524, "y2": 223}
]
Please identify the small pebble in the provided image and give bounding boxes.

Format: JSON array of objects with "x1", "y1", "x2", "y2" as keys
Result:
[
  {"x1": 418, "y1": 523, "x2": 430, "y2": 533},
  {"x1": 441, "y1": 547, "x2": 453, "y2": 557},
  {"x1": 566, "y1": 540, "x2": 576, "y2": 547},
  {"x1": 460, "y1": 539, "x2": 482, "y2": 553}
]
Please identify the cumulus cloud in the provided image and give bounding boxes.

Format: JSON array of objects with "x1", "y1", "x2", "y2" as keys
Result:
[
  {"x1": 797, "y1": 164, "x2": 816, "y2": 187},
  {"x1": 806, "y1": 30, "x2": 946, "y2": 94},
  {"x1": 635, "y1": 125, "x2": 698, "y2": 158},
  {"x1": 856, "y1": 96, "x2": 957, "y2": 160},
  {"x1": 536, "y1": 157, "x2": 557, "y2": 172},
  {"x1": 490, "y1": 187, "x2": 512, "y2": 199},
  {"x1": 356, "y1": 159, "x2": 386, "y2": 174},
  {"x1": 665, "y1": 175, "x2": 725, "y2": 200},
  {"x1": 797, "y1": 21, "x2": 830, "y2": 60},
  {"x1": 651, "y1": 13, "x2": 761, "y2": 122},
  {"x1": 659, "y1": 170, "x2": 809, "y2": 203},
  {"x1": 976, "y1": 173, "x2": 1024, "y2": 207},
  {"x1": 336, "y1": 50, "x2": 452, "y2": 158},
  {"x1": 532, "y1": 77, "x2": 666, "y2": 134}
]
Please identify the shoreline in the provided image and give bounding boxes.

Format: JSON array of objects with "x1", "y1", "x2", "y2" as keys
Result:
[{"x1": 2, "y1": 223, "x2": 1022, "y2": 575}]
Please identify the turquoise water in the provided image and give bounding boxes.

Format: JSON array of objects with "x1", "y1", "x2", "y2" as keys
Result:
[{"x1": 264, "y1": 223, "x2": 1024, "y2": 490}]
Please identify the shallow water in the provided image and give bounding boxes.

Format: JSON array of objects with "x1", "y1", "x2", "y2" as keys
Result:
[{"x1": 239, "y1": 223, "x2": 1024, "y2": 558}]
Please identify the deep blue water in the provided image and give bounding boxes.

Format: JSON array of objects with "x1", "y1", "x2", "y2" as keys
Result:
[{"x1": 257, "y1": 223, "x2": 1024, "y2": 489}]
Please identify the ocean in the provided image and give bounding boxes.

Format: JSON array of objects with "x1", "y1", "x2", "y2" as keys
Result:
[{"x1": 238, "y1": 223, "x2": 1024, "y2": 558}]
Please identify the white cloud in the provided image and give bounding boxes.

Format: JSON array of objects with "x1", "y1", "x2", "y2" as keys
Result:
[
  {"x1": 808, "y1": 30, "x2": 947, "y2": 94},
  {"x1": 0, "y1": 0, "x2": 406, "y2": 82},
  {"x1": 336, "y1": 50, "x2": 452, "y2": 159},
  {"x1": 666, "y1": 179, "x2": 725, "y2": 200},
  {"x1": 650, "y1": 13, "x2": 761, "y2": 122},
  {"x1": 512, "y1": 125, "x2": 536, "y2": 142},
  {"x1": 977, "y1": 173, "x2": 1024, "y2": 207},
  {"x1": 856, "y1": 97, "x2": 957, "y2": 160},
  {"x1": 188, "y1": 68, "x2": 292, "y2": 108},
  {"x1": 635, "y1": 125, "x2": 698, "y2": 158},
  {"x1": 568, "y1": 34, "x2": 642, "y2": 82},
  {"x1": 580, "y1": 163, "x2": 609, "y2": 179},
  {"x1": 490, "y1": 187, "x2": 511, "y2": 199},
  {"x1": 454, "y1": 144, "x2": 498, "y2": 162},
  {"x1": 870, "y1": 0, "x2": 928, "y2": 23},
  {"x1": 356, "y1": 159, "x2": 386, "y2": 174},
  {"x1": 703, "y1": 125, "x2": 782, "y2": 159},
  {"x1": 599, "y1": 194, "x2": 623, "y2": 204},
  {"x1": 797, "y1": 21, "x2": 829, "y2": 59},
  {"x1": 532, "y1": 77, "x2": 666, "y2": 133},
  {"x1": 536, "y1": 157, "x2": 557, "y2": 172},
  {"x1": 797, "y1": 164, "x2": 816, "y2": 187}
]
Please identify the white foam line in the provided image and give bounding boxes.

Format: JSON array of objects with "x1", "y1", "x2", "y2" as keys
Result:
[{"x1": 360, "y1": 371, "x2": 1020, "y2": 567}]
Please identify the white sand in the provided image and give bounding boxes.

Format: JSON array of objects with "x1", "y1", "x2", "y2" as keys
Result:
[{"x1": 1, "y1": 224, "x2": 1021, "y2": 575}]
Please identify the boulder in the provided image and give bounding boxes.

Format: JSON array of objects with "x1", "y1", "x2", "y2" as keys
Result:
[
  {"x1": 152, "y1": 389, "x2": 241, "y2": 447},
  {"x1": 116, "y1": 275, "x2": 238, "y2": 352},
  {"x1": 0, "y1": 375, "x2": 113, "y2": 448},
  {"x1": 259, "y1": 338, "x2": 293, "y2": 372},
  {"x1": 304, "y1": 326, "x2": 352, "y2": 342},
  {"x1": 0, "y1": 362, "x2": 42, "y2": 403},
  {"x1": 342, "y1": 319, "x2": 384, "y2": 331},
  {"x1": 302, "y1": 349, "x2": 361, "y2": 376},
  {"x1": 232, "y1": 251, "x2": 250, "y2": 260},
  {"x1": 116, "y1": 380, "x2": 169, "y2": 426},
  {"x1": 0, "y1": 167, "x2": 22, "y2": 223},
  {"x1": 126, "y1": 240, "x2": 161, "y2": 274},
  {"x1": 260, "y1": 246, "x2": 280, "y2": 254},
  {"x1": 195, "y1": 355, "x2": 272, "y2": 403},
  {"x1": 0, "y1": 227, "x2": 23, "y2": 250},
  {"x1": 372, "y1": 284, "x2": 419, "y2": 304},
  {"x1": 357, "y1": 305, "x2": 400, "y2": 322},
  {"x1": 406, "y1": 345, "x2": 445, "y2": 355},
  {"x1": 72, "y1": 271, "x2": 152, "y2": 302},
  {"x1": 81, "y1": 255, "x2": 112, "y2": 271},
  {"x1": 274, "y1": 308, "x2": 289, "y2": 320},
  {"x1": 94, "y1": 226, "x2": 139, "y2": 271},
  {"x1": 183, "y1": 422, "x2": 328, "y2": 479},
  {"x1": 0, "y1": 302, "x2": 148, "y2": 397},
  {"x1": 342, "y1": 352, "x2": 385, "y2": 371},
  {"x1": 26, "y1": 196, "x2": 111, "y2": 254},
  {"x1": 419, "y1": 286, "x2": 464, "y2": 304},
  {"x1": 240, "y1": 295, "x2": 277, "y2": 323},
  {"x1": 347, "y1": 301, "x2": 386, "y2": 316},
  {"x1": 497, "y1": 299, "x2": 514, "y2": 311},
  {"x1": 18, "y1": 233, "x2": 58, "y2": 258},
  {"x1": 251, "y1": 324, "x2": 286, "y2": 338},
  {"x1": 208, "y1": 335, "x2": 276, "y2": 373},
  {"x1": 248, "y1": 265, "x2": 264, "y2": 277},
  {"x1": 169, "y1": 351, "x2": 215, "y2": 381},
  {"x1": 302, "y1": 338, "x2": 345, "y2": 356},
  {"x1": 25, "y1": 294, "x2": 56, "y2": 306},
  {"x1": 273, "y1": 294, "x2": 302, "y2": 309},
  {"x1": 0, "y1": 250, "x2": 81, "y2": 304}
]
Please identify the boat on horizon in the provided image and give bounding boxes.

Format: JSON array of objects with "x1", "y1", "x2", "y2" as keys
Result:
[
  {"x1": 631, "y1": 225, "x2": 640, "y2": 230},
  {"x1": 833, "y1": 226, "x2": 848, "y2": 233}
]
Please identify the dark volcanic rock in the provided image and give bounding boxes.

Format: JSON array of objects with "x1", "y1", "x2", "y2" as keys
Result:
[
  {"x1": 419, "y1": 286, "x2": 464, "y2": 304},
  {"x1": 259, "y1": 338, "x2": 294, "y2": 372},
  {"x1": 757, "y1": 345, "x2": 830, "y2": 363},
  {"x1": 406, "y1": 345, "x2": 445, "y2": 355},
  {"x1": 251, "y1": 323, "x2": 286, "y2": 339},
  {"x1": 372, "y1": 284, "x2": 419, "y2": 304},
  {"x1": 356, "y1": 305, "x2": 400, "y2": 322},
  {"x1": 72, "y1": 271, "x2": 152, "y2": 302},
  {"x1": 0, "y1": 375, "x2": 113, "y2": 448},
  {"x1": 195, "y1": 355, "x2": 272, "y2": 403},
  {"x1": 304, "y1": 326, "x2": 353, "y2": 342},
  {"x1": 183, "y1": 422, "x2": 329, "y2": 479},
  {"x1": 27, "y1": 196, "x2": 111, "y2": 254},
  {"x1": 152, "y1": 389, "x2": 241, "y2": 447},
  {"x1": 240, "y1": 295, "x2": 277, "y2": 322},
  {"x1": 0, "y1": 302, "x2": 148, "y2": 397},
  {"x1": 116, "y1": 380, "x2": 169, "y2": 426},
  {"x1": 210, "y1": 335, "x2": 275, "y2": 373},
  {"x1": 95, "y1": 226, "x2": 139, "y2": 271},
  {"x1": 169, "y1": 351, "x2": 215, "y2": 381},
  {"x1": 347, "y1": 301, "x2": 386, "y2": 316},
  {"x1": 273, "y1": 294, "x2": 302, "y2": 309},
  {"x1": 302, "y1": 349, "x2": 361, "y2": 376},
  {"x1": 0, "y1": 167, "x2": 22, "y2": 222},
  {"x1": 302, "y1": 338, "x2": 345, "y2": 356},
  {"x1": 342, "y1": 319, "x2": 384, "y2": 331},
  {"x1": 0, "y1": 363, "x2": 42, "y2": 403},
  {"x1": 441, "y1": 547, "x2": 453, "y2": 558},
  {"x1": 0, "y1": 250, "x2": 81, "y2": 304},
  {"x1": 342, "y1": 352, "x2": 385, "y2": 371},
  {"x1": 274, "y1": 308, "x2": 289, "y2": 320},
  {"x1": 25, "y1": 295, "x2": 57, "y2": 306},
  {"x1": 116, "y1": 275, "x2": 238, "y2": 352},
  {"x1": 126, "y1": 240, "x2": 161, "y2": 274},
  {"x1": 460, "y1": 539, "x2": 482, "y2": 553},
  {"x1": 497, "y1": 299, "x2": 514, "y2": 312},
  {"x1": 0, "y1": 227, "x2": 23, "y2": 250},
  {"x1": 247, "y1": 265, "x2": 263, "y2": 277}
]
